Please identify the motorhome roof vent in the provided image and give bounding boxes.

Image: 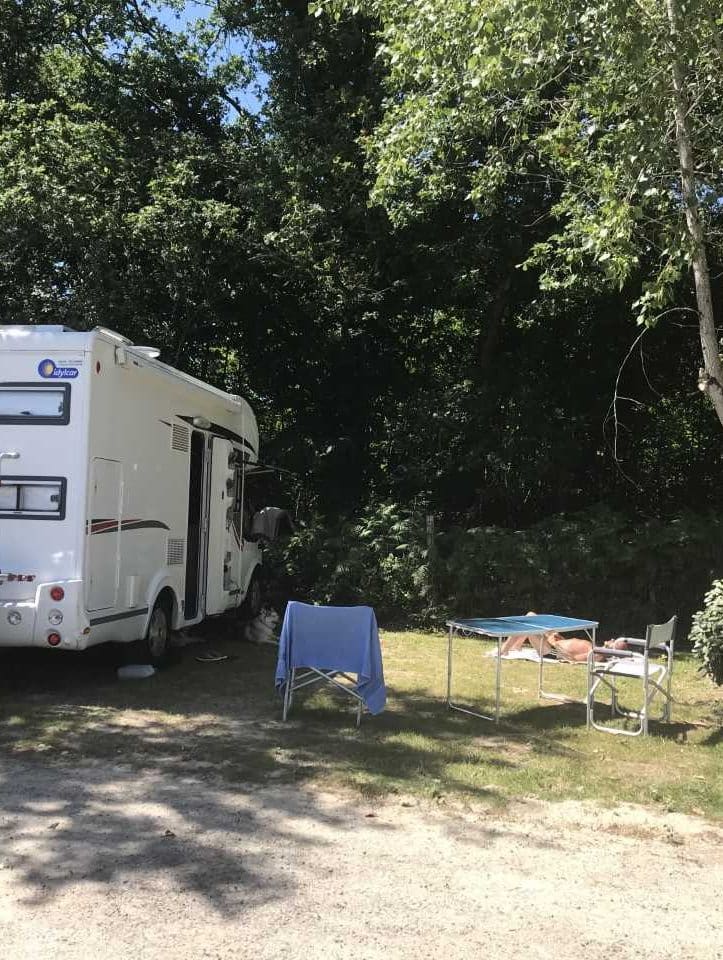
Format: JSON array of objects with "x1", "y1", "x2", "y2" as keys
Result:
[
  {"x1": 166, "y1": 539, "x2": 185, "y2": 565},
  {"x1": 171, "y1": 424, "x2": 190, "y2": 453},
  {"x1": 94, "y1": 326, "x2": 132, "y2": 344},
  {"x1": 133, "y1": 346, "x2": 161, "y2": 360}
]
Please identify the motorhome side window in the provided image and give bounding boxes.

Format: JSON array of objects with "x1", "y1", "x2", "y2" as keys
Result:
[
  {"x1": 0, "y1": 476, "x2": 67, "y2": 520},
  {"x1": 0, "y1": 383, "x2": 71, "y2": 424}
]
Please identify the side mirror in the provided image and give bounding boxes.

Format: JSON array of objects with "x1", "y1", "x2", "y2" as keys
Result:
[{"x1": 247, "y1": 507, "x2": 295, "y2": 543}]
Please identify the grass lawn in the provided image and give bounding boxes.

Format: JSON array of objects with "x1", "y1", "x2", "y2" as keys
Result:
[{"x1": 1, "y1": 625, "x2": 722, "y2": 818}]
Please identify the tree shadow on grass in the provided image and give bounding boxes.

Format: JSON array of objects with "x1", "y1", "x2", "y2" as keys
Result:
[
  {"x1": 0, "y1": 646, "x2": 584, "y2": 823},
  {"x1": 3, "y1": 628, "x2": 713, "y2": 887},
  {"x1": 701, "y1": 726, "x2": 723, "y2": 747},
  {"x1": 699, "y1": 703, "x2": 723, "y2": 746},
  {"x1": 502, "y1": 698, "x2": 695, "y2": 742}
]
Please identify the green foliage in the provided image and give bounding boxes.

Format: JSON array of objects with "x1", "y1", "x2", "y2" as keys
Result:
[
  {"x1": 434, "y1": 508, "x2": 723, "y2": 638},
  {"x1": 298, "y1": 0, "x2": 723, "y2": 518},
  {"x1": 0, "y1": 0, "x2": 260, "y2": 350},
  {"x1": 2, "y1": 2, "x2": 723, "y2": 528},
  {"x1": 690, "y1": 580, "x2": 723, "y2": 686},
  {"x1": 321, "y1": 0, "x2": 723, "y2": 320},
  {"x1": 269, "y1": 502, "x2": 723, "y2": 635},
  {"x1": 266, "y1": 502, "x2": 434, "y2": 623}
]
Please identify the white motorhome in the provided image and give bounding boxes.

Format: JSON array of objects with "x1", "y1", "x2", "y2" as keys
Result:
[{"x1": 0, "y1": 324, "x2": 265, "y2": 661}]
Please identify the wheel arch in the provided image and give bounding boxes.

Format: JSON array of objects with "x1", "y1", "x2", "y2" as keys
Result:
[
  {"x1": 155, "y1": 585, "x2": 176, "y2": 620},
  {"x1": 144, "y1": 576, "x2": 182, "y2": 634},
  {"x1": 242, "y1": 562, "x2": 262, "y2": 598}
]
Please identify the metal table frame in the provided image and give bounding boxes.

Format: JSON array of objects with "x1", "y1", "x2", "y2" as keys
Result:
[{"x1": 445, "y1": 615, "x2": 599, "y2": 723}]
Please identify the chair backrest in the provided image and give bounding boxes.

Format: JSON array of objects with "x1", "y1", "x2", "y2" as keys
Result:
[{"x1": 645, "y1": 615, "x2": 677, "y2": 654}]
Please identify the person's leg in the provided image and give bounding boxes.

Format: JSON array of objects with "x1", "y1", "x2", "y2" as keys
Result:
[
  {"x1": 500, "y1": 635, "x2": 527, "y2": 654},
  {"x1": 527, "y1": 633, "x2": 557, "y2": 657},
  {"x1": 503, "y1": 628, "x2": 556, "y2": 657},
  {"x1": 500, "y1": 614, "x2": 547, "y2": 656}
]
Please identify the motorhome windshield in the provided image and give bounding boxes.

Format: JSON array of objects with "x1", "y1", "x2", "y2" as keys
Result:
[
  {"x1": 0, "y1": 476, "x2": 67, "y2": 520},
  {"x1": 0, "y1": 384, "x2": 71, "y2": 424}
]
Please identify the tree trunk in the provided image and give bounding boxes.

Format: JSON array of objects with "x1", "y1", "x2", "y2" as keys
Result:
[
  {"x1": 478, "y1": 272, "x2": 511, "y2": 371},
  {"x1": 665, "y1": 0, "x2": 723, "y2": 427}
]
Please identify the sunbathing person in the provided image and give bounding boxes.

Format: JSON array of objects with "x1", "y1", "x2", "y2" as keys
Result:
[
  {"x1": 499, "y1": 611, "x2": 555, "y2": 657},
  {"x1": 499, "y1": 612, "x2": 628, "y2": 662}
]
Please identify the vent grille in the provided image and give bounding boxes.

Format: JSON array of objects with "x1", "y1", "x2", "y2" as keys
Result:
[
  {"x1": 171, "y1": 424, "x2": 190, "y2": 452},
  {"x1": 166, "y1": 538, "x2": 185, "y2": 565}
]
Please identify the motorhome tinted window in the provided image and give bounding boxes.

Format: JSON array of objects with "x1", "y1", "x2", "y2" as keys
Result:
[
  {"x1": 0, "y1": 477, "x2": 66, "y2": 519},
  {"x1": 0, "y1": 385, "x2": 70, "y2": 423}
]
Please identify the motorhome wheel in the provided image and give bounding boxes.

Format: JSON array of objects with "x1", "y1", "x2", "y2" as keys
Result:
[
  {"x1": 241, "y1": 573, "x2": 262, "y2": 619},
  {"x1": 144, "y1": 602, "x2": 169, "y2": 663}
]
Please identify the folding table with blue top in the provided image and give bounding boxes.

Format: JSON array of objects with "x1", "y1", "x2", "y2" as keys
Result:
[
  {"x1": 445, "y1": 614, "x2": 599, "y2": 722},
  {"x1": 275, "y1": 601, "x2": 386, "y2": 726}
]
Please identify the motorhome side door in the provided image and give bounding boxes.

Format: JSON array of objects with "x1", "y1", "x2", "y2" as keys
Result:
[
  {"x1": 205, "y1": 438, "x2": 238, "y2": 616},
  {"x1": 86, "y1": 458, "x2": 122, "y2": 610}
]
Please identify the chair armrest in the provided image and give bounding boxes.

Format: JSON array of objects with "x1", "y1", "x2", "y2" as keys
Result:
[
  {"x1": 591, "y1": 647, "x2": 639, "y2": 659},
  {"x1": 616, "y1": 637, "x2": 669, "y2": 654}
]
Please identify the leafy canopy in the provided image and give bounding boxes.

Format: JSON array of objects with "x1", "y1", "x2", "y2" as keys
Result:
[{"x1": 316, "y1": 0, "x2": 723, "y2": 325}]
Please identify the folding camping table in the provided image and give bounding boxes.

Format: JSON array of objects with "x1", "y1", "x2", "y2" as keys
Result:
[{"x1": 445, "y1": 614, "x2": 599, "y2": 722}]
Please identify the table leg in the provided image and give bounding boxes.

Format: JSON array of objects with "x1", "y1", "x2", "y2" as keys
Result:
[
  {"x1": 538, "y1": 641, "x2": 544, "y2": 699},
  {"x1": 446, "y1": 624, "x2": 453, "y2": 707},
  {"x1": 495, "y1": 635, "x2": 502, "y2": 722},
  {"x1": 446, "y1": 625, "x2": 496, "y2": 722},
  {"x1": 538, "y1": 626, "x2": 599, "y2": 705}
]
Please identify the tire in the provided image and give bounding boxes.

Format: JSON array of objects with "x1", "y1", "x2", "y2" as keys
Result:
[
  {"x1": 143, "y1": 601, "x2": 170, "y2": 665},
  {"x1": 240, "y1": 571, "x2": 263, "y2": 620}
]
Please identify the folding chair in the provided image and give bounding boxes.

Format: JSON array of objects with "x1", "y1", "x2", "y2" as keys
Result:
[
  {"x1": 282, "y1": 664, "x2": 364, "y2": 726},
  {"x1": 586, "y1": 616, "x2": 676, "y2": 736},
  {"x1": 275, "y1": 602, "x2": 386, "y2": 726}
]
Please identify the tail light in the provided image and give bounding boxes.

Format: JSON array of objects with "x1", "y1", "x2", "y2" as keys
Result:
[
  {"x1": 50, "y1": 586, "x2": 65, "y2": 602},
  {"x1": 47, "y1": 632, "x2": 61, "y2": 646}
]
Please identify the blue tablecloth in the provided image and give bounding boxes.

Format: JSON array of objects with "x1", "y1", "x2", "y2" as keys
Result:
[{"x1": 275, "y1": 602, "x2": 386, "y2": 715}]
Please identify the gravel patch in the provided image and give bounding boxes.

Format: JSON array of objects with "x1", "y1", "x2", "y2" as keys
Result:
[{"x1": 0, "y1": 758, "x2": 721, "y2": 960}]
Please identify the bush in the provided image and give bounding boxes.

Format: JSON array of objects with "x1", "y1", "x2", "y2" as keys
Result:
[
  {"x1": 433, "y1": 506, "x2": 723, "y2": 638},
  {"x1": 264, "y1": 502, "x2": 434, "y2": 625},
  {"x1": 265, "y1": 503, "x2": 723, "y2": 637},
  {"x1": 690, "y1": 580, "x2": 723, "y2": 685}
]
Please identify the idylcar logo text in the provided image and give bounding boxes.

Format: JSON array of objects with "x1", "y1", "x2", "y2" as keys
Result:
[{"x1": 38, "y1": 358, "x2": 79, "y2": 379}]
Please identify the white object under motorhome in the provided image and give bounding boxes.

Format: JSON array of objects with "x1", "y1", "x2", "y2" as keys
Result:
[{"x1": 0, "y1": 324, "x2": 263, "y2": 657}]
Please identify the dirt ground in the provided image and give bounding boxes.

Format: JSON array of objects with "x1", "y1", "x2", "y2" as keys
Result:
[{"x1": 1, "y1": 757, "x2": 721, "y2": 960}]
